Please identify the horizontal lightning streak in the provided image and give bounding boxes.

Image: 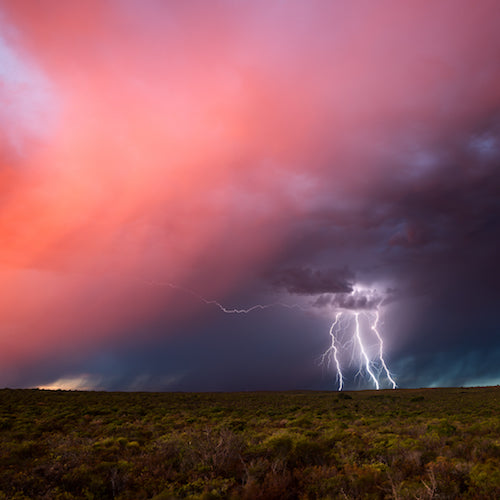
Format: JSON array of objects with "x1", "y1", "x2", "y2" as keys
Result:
[{"x1": 145, "y1": 280, "x2": 307, "y2": 314}]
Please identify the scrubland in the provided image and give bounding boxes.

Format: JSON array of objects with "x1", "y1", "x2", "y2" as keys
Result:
[{"x1": 0, "y1": 386, "x2": 499, "y2": 499}]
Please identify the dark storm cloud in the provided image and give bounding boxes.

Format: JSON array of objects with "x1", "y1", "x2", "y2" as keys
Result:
[
  {"x1": 313, "y1": 289, "x2": 383, "y2": 311},
  {"x1": 121, "y1": 119, "x2": 500, "y2": 392},
  {"x1": 272, "y1": 267, "x2": 353, "y2": 295},
  {"x1": 267, "y1": 114, "x2": 500, "y2": 386},
  {"x1": 275, "y1": 114, "x2": 500, "y2": 287}
]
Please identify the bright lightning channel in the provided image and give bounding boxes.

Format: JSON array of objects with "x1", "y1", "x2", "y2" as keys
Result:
[
  {"x1": 320, "y1": 309, "x2": 397, "y2": 391},
  {"x1": 319, "y1": 312, "x2": 344, "y2": 391},
  {"x1": 371, "y1": 311, "x2": 397, "y2": 389},
  {"x1": 354, "y1": 312, "x2": 380, "y2": 390},
  {"x1": 148, "y1": 280, "x2": 396, "y2": 391}
]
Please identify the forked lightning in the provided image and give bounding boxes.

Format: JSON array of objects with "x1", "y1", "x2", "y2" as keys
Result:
[
  {"x1": 148, "y1": 280, "x2": 397, "y2": 391},
  {"x1": 320, "y1": 309, "x2": 397, "y2": 390}
]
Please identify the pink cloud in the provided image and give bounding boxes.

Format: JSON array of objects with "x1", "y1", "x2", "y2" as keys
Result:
[{"x1": 1, "y1": 1, "x2": 500, "y2": 386}]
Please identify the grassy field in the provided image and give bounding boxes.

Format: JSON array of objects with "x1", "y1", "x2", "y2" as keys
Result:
[{"x1": 0, "y1": 387, "x2": 499, "y2": 499}]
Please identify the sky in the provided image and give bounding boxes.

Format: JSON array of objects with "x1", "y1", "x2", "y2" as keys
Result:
[{"x1": 0, "y1": 0, "x2": 499, "y2": 391}]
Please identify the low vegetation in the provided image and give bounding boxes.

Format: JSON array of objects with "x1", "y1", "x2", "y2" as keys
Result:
[{"x1": 0, "y1": 386, "x2": 499, "y2": 499}]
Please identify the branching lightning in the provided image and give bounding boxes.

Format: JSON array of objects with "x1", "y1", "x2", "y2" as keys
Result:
[
  {"x1": 147, "y1": 280, "x2": 397, "y2": 391},
  {"x1": 354, "y1": 312, "x2": 380, "y2": 390},
  {"x1": 320, "y1": 309, "x2": 397, "y2": 391}
]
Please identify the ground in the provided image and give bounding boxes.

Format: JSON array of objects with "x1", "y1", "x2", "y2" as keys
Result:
[{"x1": 0, "y1": 387, "x2": 499, "y2": 499}]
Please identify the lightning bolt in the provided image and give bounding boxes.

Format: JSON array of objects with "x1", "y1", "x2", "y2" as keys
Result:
[
  {"x1": 319, "y1": 312, "x2": 344, "y2": 391},
  {"x1": 354, "y1": 312, "x2": 380, "y2": 390},
  {"x1": 320, "y1": 309, "x2": 397, "y2": 391},
  {"x1": 147, "y1": 280, "x2": 397, "y2": 392},
  {"x1": 147, "y1": 280, "x2": 306, "y2": 314},
  {"x1": 370, "y1": 311, "x2": 397, "y2": 389}
]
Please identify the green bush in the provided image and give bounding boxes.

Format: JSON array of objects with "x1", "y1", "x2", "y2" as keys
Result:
[{"x1": 0, "y1": 387, "x2": 499, "y2": 498}]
